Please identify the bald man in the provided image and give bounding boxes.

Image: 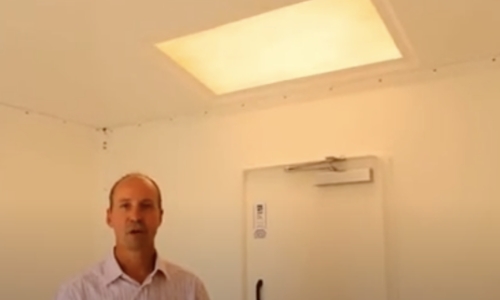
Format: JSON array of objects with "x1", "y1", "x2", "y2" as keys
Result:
[{"x1": 55, "y1": 173, "x2": 210, "y2": 300}]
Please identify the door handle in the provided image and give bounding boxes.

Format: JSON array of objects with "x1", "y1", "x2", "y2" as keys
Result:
[{"x1": 256, "y1": 279, "x2": 263, "y2": 300}]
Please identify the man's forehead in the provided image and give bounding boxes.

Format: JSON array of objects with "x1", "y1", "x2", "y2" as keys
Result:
[
  {"x1": 112, "y1": 176, "x2": 160, "y2": 200},
  {"x1": 109, "y1": 173, "x2": 162, "y2": 207},
  {"x1": 116, "y1": 196, "x2": 155, "y2": 201},
  {"x1": 115, "y1": 176, "x2": 155, "y2": 190}
]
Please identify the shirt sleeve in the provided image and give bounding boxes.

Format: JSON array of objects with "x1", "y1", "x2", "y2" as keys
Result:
[
  {"x1": 194, "y1": 277, "x2": 211, "y2": 300},
  {"x1": 54, "y1": 282, "x2": 80, "y2": 300}
]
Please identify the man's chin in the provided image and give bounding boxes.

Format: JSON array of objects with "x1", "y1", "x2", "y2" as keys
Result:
[{"x1": 123, "y1": 238, "x2": 151, "y2": 249}]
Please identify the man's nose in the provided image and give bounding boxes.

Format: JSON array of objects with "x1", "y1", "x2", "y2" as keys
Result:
[{"x1": 128, "y1": 205, "x2": 143, "y2": 221}]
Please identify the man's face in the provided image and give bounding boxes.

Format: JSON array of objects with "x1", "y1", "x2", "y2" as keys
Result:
[{"x1": 106, "y1": 177, "x2": 163, "y2": 251}]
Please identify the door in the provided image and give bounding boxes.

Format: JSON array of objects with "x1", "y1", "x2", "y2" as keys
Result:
[{"x1": 244, "y1": 156, "x2": 389, "y2": 300}]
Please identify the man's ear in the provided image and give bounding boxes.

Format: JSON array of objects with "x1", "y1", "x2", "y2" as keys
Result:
[{"x1": 106, "y1": 208, "x2": 112, "y2": 227}]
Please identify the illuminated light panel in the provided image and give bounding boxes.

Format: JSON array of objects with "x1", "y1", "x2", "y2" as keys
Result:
[{"x1": 155, "y1": 0, "x2": 402, "y2": 95}]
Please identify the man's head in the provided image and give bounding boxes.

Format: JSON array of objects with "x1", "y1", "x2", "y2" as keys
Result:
[{"x1": 106, "y1": 173, "x2": 163, "y2": 252}]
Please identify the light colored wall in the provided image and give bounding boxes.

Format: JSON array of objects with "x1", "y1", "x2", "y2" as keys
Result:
[
  {"x1": 100, "y1": 61, "x2": 500, "y2": 300},
  {"x1": 0, "y1": 107, "x2": 101, "y2": 299}
]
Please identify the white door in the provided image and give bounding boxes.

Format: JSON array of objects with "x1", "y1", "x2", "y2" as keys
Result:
[{"x1": 244, "y1": 156, "x2": 389, "y2": 300}]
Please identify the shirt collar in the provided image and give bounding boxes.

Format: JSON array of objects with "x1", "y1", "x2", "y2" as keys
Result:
[{"x1": 102, "y1": 248, "x2": 170, "y2": 285}]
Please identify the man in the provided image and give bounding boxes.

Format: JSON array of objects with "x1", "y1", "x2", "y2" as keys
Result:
[{"x1": 55, "y1": 173, "x2": 210, "y2": 300}]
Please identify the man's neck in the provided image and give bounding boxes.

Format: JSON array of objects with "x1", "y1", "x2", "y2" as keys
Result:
[{"x1": 114, "y1": 246, "x2": 157, "y2": 283}]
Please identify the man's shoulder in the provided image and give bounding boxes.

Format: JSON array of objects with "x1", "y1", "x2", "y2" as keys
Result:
[
  {"x1": 160, "y1": 259, "x2": 205, "y2": 282},
  {"x1": 160, "y1": 259, "x2": 210, "y2": 299},
  {"x1": 55, "y1": 260, "x2": 107, "y2": 295}
]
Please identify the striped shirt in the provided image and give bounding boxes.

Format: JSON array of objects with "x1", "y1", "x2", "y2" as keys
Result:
[{"x1": 54, "y1": 252, "x2": 210, "y2": 300}]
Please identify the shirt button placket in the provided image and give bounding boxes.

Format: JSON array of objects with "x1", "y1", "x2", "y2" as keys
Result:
[
  {"x1": 133, "y1": 288, "x2": 143, "y2": 300},
  {"x1": 134, "y1": 282, "x2": 151, "y2": 300}
]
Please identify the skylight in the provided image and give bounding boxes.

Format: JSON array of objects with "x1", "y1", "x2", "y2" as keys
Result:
[{"x1": 155, "y1": 0, "x2": 402, "y2": 95}]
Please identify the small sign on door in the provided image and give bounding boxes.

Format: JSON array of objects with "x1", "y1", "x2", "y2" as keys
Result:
[{"x1": 253, "y1": 203, "x2": 267, "y2": 230}]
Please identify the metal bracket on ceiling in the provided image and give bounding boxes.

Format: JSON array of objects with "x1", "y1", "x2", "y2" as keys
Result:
[{"x1": 284, "y1": 156, "x2": 347, "y2": 173}]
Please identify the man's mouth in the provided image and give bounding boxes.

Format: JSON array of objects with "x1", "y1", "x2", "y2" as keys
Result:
[{"x1": 129, "y1": 229, "x2": 145, "y2": 234}]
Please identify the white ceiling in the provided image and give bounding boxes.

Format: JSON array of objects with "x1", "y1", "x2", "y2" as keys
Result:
[{"x1": 1, "y1": 0, "x2": 499, "y2": 128}]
